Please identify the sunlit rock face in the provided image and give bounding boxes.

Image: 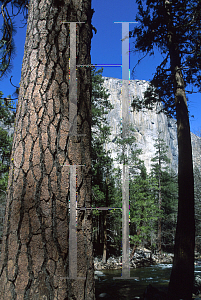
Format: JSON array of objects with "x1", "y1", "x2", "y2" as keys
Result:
[
  {"x1": 102, "y1": 77, "x2": 201, "y2": 174},
  {"x1": 191, "y1": 133, "x2": 201, "y2": 171},
  {"x1": 0, "y1": 121, "x2": 14, "y2": 137},
  {"x1": 0, "y1": 77, "x2": 200, "y2": 174}
]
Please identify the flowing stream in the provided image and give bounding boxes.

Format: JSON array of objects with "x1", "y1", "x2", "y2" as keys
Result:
[{"x1": 95, "y1": 263, "x2": 201, "y2": 299}]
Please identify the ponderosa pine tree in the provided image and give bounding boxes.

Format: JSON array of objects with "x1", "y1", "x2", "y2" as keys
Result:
[
  {"x1": 130, "y1": 1, "x2": 201, "y2": 298},
  {"x1": 0, "y1": 0, "x2": 95, "y2": 299}
]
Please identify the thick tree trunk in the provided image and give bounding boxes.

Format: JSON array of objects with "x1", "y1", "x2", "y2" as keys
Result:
[
  {"x1": 0, "y1": 0, "x2": 95, "y2": 299},
  {"x1": 168, "y1": 55, "x2": 195, "y2": 300}
]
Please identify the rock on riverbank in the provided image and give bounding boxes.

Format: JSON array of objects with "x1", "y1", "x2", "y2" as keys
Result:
[{"x1": 94, "y1": 248, "x2": 174, "y2": 270}]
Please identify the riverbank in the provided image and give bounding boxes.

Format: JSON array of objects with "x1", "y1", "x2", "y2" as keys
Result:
[
  {"x1": 94, "y1": 247, "x2": 174, "y2": 271},
  {"x1": 95, "y1": 265, "x2": 201, "y2": 299}
]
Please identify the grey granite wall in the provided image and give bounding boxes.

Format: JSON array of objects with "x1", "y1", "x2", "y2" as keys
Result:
[{"x1": 102, "y1": 77, "x2": 201, "y2": 174}]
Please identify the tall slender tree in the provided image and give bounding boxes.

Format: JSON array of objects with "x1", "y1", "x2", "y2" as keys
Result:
[
  {"x1": 151, "y1": 134, "x2": 170, "y2": 256},
  {"x1": 91, "y1": 67, "x2": 115, "y2": 262},
  {"x1": 114, "y1": 122, "x2": 143, "y2": 258},
  {"x1": 130, "y1": 1, "x2": 201, "y2": 298},
  {"x1": 0, "y1": 0, "x2": 95, "y2": 299}
]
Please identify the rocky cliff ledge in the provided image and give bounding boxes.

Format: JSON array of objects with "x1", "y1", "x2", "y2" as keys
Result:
[{"x1": 102, "y1": 77, "x2": 201, "y2": 174}]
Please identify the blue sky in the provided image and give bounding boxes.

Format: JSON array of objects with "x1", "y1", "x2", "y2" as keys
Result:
[{"x1": 0, "y1": 0, "x2": 200, "y2": 134}]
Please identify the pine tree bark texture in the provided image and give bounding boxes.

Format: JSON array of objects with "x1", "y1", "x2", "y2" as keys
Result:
[{"x1": 0, "y1": 0, "x2": 95, "y2": 299}]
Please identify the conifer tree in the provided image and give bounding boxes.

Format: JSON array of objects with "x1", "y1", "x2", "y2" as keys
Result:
[
  {"x1": 114, "y1": 122, "x2": 144, "y2": 257},
  {"x1": 130, "y1": 1, "x2": 201, "y2": 297},
  {"x1": 130, "y1": 164, "x2": 159, "y2": 258},
  {"x1": 160, "y1": 169, "x2": 178, "y2": 252},
  {"x1": 91, "y1": 67, "x2": 115, "y2": 262},
  {"x1": 151, "y1": 134, "x2": 170, "y2": 256}
]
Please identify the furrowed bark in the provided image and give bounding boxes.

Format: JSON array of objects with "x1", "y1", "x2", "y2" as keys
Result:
[{"x1": 0, "y1": 0, "x2": 95, "y2": 299}]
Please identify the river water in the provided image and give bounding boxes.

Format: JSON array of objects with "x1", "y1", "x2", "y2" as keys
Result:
[{"x1": 95, "y1": 264, "x2": 201, "y2": 299}]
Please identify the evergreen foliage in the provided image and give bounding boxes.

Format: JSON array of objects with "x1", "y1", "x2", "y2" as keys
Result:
[
  {"x1": 151, "y1": 135, "x2": 170, "y2": 173},
  {"x1": 90, "y1": 68, "x2": 180, "y2": 259},
  {"x1": 0, "y1": 0, "x2": 28, "y2": 78},
  {"x1": 151, "y1": 134, "x2": 170, "y2": 254},
  {"x1": 91, "y1": 67, "x2": 114, "y2": 208},
  {"x1": 0, "y1": 90, "x2": 15, "y2": 242},
  {"x1": 129, "y1": 1, "x2": 199, "y2": 297},
  {"x1": 0, "y1": 91, "x2": 14, "y2": 193},
  {"x1": 115, "y1": 122, "x2": 142, "y2": 170},
  {"x1": 130, "y1": 164, "x2": 160, "y2": 251},
  {"x1": 150, "y1": 135, "x2": 178, "y2": 252},
  {"x1": 130, "y1": 0, "x2": 201, "y2": 117},
  {"x1": 91, "y1": 67, "x2": 117, "y2": 256},
  {"x1": 160, "y1": 169, "x2": 178, "y2": 252}
]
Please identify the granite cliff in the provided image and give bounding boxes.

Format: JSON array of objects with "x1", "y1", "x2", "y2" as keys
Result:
[
  {"x1": 0, "y1": 77, "x2": 200, "y2": 175},
  {"x1": 102, "y1": 77, "x2": 201, "y2": 174}
]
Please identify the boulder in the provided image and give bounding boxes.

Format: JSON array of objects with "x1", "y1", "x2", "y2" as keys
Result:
[
  {"x1": 95, "y1": 270, "x2": 105, "y2": 276},
  {"x1": 98, "y1": 292, "x2": 113, "y2": 299},
  {"x1": 94, "y1": 255, "x2": 122, "y2": 270},
  {"x1": 98, "y1": 293, "x2": 109, "y2": 297},
  {"x1": 94, "y1": 270, "x2": 106, "y2": 280},
  {"x1": 94, "y1": 250, "x2": 173, "y2": 270},
  {"x1": 193, "y1": 275, "x2": 201, "y2": 295}
]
